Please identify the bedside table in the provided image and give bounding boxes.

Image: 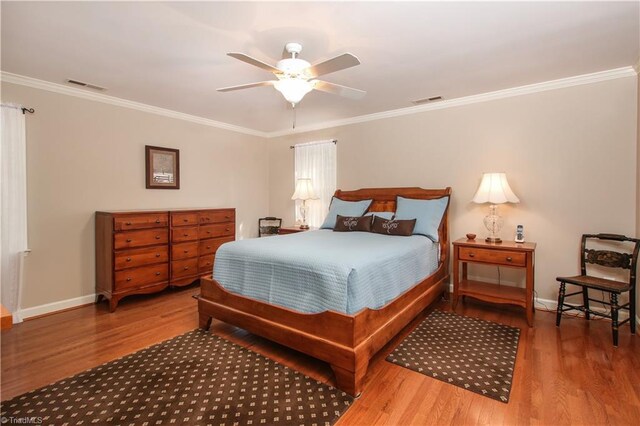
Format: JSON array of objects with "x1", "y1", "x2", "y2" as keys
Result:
[
  {"x1": 278, "y1": 226, "x2": 316, "y2": 235},
  {"x1": 452, "y1": 238, "x2": 536, "y2": 327}
]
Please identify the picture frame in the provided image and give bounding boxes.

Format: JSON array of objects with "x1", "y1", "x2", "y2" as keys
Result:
[{"x1": 145, "y1": 145, "x2": 180, "y2": 189}]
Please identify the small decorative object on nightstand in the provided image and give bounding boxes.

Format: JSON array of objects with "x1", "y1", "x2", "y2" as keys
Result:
[
  {"x1": 472, "y1": 173, "x2": 520, "y2": 243},
  {"x1": 291, "y1": 178, "x2": 318, "y2": 229},
  {"x1": 278, "y1": 226, "x2": 316, "y2": 235},
  {"x1": 452, "y1": 238, "x2": 536, "y2": 327}
]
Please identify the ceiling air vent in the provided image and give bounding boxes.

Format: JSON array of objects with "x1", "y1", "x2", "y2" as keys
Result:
[
  {"x1": 65, "y1": 79, "x2": 106, "y2": 91},
  {"x1": 411, "y1": 96, "x2": 443, "y2": 105}
]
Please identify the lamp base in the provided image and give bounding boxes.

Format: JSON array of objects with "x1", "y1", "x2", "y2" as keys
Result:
[
  {"x1": 485, "y1": 237, "x2": 502, "y2": 243},
  {"x1": 299, "y1": 224, "x2": 310, "y2": 230}
]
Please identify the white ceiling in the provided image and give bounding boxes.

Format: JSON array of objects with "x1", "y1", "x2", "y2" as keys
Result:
[{"x1": 1, "y1": 1, "x2": 638, "y2": 134}]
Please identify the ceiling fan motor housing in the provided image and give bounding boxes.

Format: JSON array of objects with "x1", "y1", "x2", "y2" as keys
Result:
[{"x1": 276, "y1": 58, "x2": 311, "y2": 76}]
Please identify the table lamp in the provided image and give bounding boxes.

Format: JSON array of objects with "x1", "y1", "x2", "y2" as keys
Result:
[
  {"x1": 472, "y1": 172, "x2": 520, "y2": 243},
  {"x1": 291, "y1": 178, "x2": 318, "y2": 229}
]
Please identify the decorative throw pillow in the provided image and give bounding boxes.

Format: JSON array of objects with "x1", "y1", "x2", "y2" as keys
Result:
[
  {"x1": 394, "y1": 196, "x2": 449, "y2": 241},
  {"x1": 371, "y1": 216, "x2": 416, "y2": 236},
  {"x1": 320, "y1": 197, "x2": 373, "y2": 229},
  {"x1": 334, "y1": 215, "x2": 373, "y2": 232},
  {"x1": 364, "y1": 211, "x2": 394, "y2": 220}
]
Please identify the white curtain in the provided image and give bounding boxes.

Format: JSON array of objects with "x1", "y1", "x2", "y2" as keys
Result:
[
  {"x1": 294, "y1": 140, "x2": 337, "y2": 227},
  {"x1": 1, "y1": 104, "x2": 28, "y2": 320}
]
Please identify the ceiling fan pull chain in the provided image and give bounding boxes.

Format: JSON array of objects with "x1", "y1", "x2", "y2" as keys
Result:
[{"x1": 292, "y1": 103, "x2": 296, "y2": 129}]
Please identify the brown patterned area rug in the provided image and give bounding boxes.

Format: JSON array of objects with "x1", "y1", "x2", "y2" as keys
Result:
[
  {"x1": 386, "y1": 310, "x2": 520, "y2": 403},
  {"x1": 1, "y1": 329, "x2": 353, "y2": 425}
]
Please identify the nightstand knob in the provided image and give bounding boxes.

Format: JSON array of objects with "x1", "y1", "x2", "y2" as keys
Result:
[
  {"x1": 506, "y1": 257, "x2": 513, "y2": 262},
  {"x1": 468, "y1": 252, "x2": 475, "y2": 257}
]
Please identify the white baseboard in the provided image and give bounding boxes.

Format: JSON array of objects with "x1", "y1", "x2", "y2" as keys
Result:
[{"x1": 16, "y1": 294, "x2": 96, "y2": 323}]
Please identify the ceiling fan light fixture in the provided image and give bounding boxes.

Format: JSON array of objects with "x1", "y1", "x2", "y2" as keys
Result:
[{"x1": 274, "y1": 78, "x2": 314, "y2": 105}]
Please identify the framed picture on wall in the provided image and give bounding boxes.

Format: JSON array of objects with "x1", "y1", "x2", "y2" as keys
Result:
[{"x1": 145, "y1": 145, "x2": 180, "y2": 189}]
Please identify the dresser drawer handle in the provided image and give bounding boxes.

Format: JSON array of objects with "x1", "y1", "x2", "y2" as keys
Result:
[
  {"x1": 126, "y1": 257, "x2": 132, "y2": 262},
  {"x1": 126, "y1": 238, "x2": 132, "y2": 243},
  {"x1": 156, "y1": 271, "x2": 161, "y2": 276},
  {"x1": 506, "y1": 257, "x2": 513, "y2": 262},
  {"x1": 155, "y1": 236, "x2": 161, "y2": 240},
  {"x1": 125, "y1": 221, "x2": 132, "y2": 226},
  {"x1": 183, "y1": 233, "x2": 189, "y2": 237},
  {"x1": 226, "y1": 227, "x2": 230, "y2": 231},
  {"x1": 155, "y1": 219, "x2": 161, "y2": 224},
  {"x1": 126, "y1": 277, "x2": 132, "y2": 282},
  {"x1": 184, "y1": 250, "x2": 189, "y2": 253},
  {"x1": 206, "y1": 262, "x2": 211, "y2": 265},
  {"x1": 468, "y1": 252, "x2": 475, "y2": 258},
  {"x1": 206, "y1": 246, "x2": 211, "y2": 249},
  {"x1": 183, "y1": 266, "x2": 189, "y2": 270},
  {"x1": 155, "y1": 253, "x2": 161, "y2": 257},
  {"x1": 225, "y1": 215, "x2": 230, "y2": 219},
  {"x1": 183, "y1": 218, "x2": 189, "y2": 222},
  {"x1": 206, "y1": 231, "x2": 211, "y2": 234}
]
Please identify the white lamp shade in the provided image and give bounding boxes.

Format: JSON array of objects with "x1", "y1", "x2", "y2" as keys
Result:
[
  {"x1": 472, "y1": 172, "x2": 520, "y2": 204},
  {"x1": 274, "y1": 78, "x2": 314, "y2": 104},
  {"x1": 291, "y1": 178, "x2": 318, "y2": 201}
]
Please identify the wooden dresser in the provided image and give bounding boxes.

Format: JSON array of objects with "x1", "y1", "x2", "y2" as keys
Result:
[{"x1": 96, "y1": 208, "x2": 235, "y2": 312}]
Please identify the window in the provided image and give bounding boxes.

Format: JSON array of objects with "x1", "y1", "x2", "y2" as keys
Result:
[{"x1": 293, "y1": 140, "x2": 337, "y2": 227}]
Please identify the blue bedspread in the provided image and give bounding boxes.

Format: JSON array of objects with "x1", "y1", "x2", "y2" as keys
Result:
[{"x1": 213, "y1": 229, "x2": 439, "y2": 315}]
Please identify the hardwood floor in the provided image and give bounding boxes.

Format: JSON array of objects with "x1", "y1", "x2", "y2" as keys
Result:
[{"x1": 2, "y1": 287, "x2": 639, "y2": 425}]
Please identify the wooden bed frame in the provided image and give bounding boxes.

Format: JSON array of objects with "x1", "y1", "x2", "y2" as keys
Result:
[{"x1": 198, "y1": 187, "x2": 451, "y2": 396}]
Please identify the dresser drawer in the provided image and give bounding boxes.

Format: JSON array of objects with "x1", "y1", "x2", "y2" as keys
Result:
[
  {"x1": 114, "y1": 246, "x2": 168, "y2": 270},
  {"x1": 459, "y1": 247, "x2": 526, "y2": 267},
  {"x1": 199, "y1": 223, "x2": 234, "y2": 239},
  {"x1": 114, "y1": 213, "x2": 168, "y2": 231},
  {"x1": 115, "y1": 263, "x2": 168, "y2": 291},
  {"x1": 114, "y1": 229, "x2": 168, "y2": 250},
  {"x1": 199, "y1": 236, "x2": 234, "y2": 255},
  {"x1": 171, "y1": 241, "x2": 199, "y2": 260},
  {"x1": 171, "y1": 212, "x2": 199, "y2": 227},
  {"x1": 199, "y1": 210, "x2": 235, "y2": 224},
  {"x1": 171, "y1": 226, "x2": 199, "y2": 243},
  {"x1": 199, "y1": 255, "x2": 215, "y2": 273},
  {"x1": 171, "y1": 258, "x2": 198, "y2": 280}
]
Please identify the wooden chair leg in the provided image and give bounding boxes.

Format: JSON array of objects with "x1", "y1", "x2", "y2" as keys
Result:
[
  {"x1": 630, "y1": 287, "x2": 637, "y2": 335},
  {"x1": 582, "y1": 287, "x2": 590, "y2": 320},
  {"x1": 556, "y1": 281, "x2": 566, "y2": 327},
  {"x1": 610, "y1": 292, "x2": 619, "y2": 347}
]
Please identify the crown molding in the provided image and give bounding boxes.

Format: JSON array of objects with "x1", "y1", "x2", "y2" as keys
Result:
[
  {"x1": 2, "y1": 67, "x2": 636, "y2": 139},
  {"x1": 0, "y1": 71, "x2": 268, "y2": 138},
  {"x1": 267, "y1": 66, "x2": 637, "y2": 138}
]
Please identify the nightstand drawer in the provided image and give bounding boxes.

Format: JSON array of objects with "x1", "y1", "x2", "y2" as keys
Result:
[{"x1": 459, "y1": 247, "x2": 526, "y2": 267}]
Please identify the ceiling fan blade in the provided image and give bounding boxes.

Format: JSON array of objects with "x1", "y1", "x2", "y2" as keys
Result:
[
  {"x1": 313, "y1": 80, "x2": 366, "y2": 99},
  {"x1": 304, "y1": 53, "x2": 361, "y2": 78},
  {"x1": 217, "y1": 81, "x2": 276, "y2": 92},
  {"x1": 227, "y1": 53, "x2": 282, "y2": 74}
]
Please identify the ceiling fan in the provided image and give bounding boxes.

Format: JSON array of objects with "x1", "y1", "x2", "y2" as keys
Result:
[{"x1": 217, "y1": 42, "x2": 366, "y2": 107}]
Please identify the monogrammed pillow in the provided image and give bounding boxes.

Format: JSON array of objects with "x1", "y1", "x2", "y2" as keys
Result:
[
  {"x1": 333, "y1": 215, "x2": 373, "y2": 232},
  {"x1": 371, "y1": 216, "x2": 416, "y2": 236}
]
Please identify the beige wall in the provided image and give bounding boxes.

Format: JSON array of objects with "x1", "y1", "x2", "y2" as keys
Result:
[
  {"x1": 1, "y1": 82, "x2": 269, "y2": 310},
  {"x1": 268, "y1": 76, "x2": 638, "y2": 303}
]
